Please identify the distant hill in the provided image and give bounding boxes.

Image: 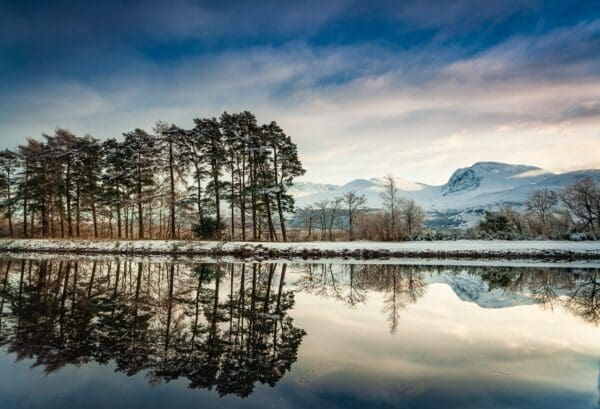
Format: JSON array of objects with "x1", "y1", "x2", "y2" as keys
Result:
[{"x1": 290, "y1": 162, "x2": 600, "y2": 228}]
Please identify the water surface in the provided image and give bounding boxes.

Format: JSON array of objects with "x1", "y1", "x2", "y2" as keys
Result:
[{"x1": 0, "y1": 256, "x2": 598, "y2": 408}]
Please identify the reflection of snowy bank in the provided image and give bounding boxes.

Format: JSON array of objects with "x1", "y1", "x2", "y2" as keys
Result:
[{"x1": 0, "y1": 239, "x2": 599, "y2": 260}]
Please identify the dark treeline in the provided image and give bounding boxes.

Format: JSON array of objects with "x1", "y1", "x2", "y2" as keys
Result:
[
  {"x1": 0, "y1": 259, "x2": 305, "y2": 397},
  {"x1": 0, "y1": 111, "x2": 305, "y2": 241}
]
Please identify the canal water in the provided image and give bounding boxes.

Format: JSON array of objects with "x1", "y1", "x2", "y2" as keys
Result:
[{"x1": 0, "y1": 256, "x2": 598, "y2": 408}]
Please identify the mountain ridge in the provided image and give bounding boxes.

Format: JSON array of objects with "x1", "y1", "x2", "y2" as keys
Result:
[{"x1": 290, "y1": 162, "x2": 600, "y2": 227}]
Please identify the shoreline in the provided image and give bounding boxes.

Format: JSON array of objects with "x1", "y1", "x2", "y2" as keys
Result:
[{"x1": 0, "y1": 239, "x2": 598, "y2": 261}]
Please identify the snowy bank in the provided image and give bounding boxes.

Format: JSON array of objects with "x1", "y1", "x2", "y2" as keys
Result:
[{"x1": 0, "y1": 239, "x2": 598, "y2": 260}]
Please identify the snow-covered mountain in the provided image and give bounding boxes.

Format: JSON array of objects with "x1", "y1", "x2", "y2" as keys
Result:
[
  {"x1": 287, "y1": 182, "x2": 338, "y2": 198},
  {"x1": 293, "y1": 162, "x2": 600, "y2": 228}
]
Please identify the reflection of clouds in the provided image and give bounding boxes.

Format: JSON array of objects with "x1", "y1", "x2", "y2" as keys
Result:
[
  {"x1": 295, "y1": 279, "x2": 600, "y2": 397},
  {"x1": 290, "y1": 263, "x2": 600, "y2": 399}
]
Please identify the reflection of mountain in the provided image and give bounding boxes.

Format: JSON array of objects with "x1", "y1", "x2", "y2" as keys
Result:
[
  {"x1": 0, "y1": 260, "x2": 305, "y2": 398},
  {"x1": 436, "y1": 272, "x2": 535, "y2": 308}
]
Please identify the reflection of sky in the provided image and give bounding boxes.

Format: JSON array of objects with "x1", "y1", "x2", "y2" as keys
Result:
[
  {"x1": 0, "y1": 281, "x2": 598, "y2": 408},
  {"x1": 291, "y1": 284, "x2": 600, "y2": 408}
]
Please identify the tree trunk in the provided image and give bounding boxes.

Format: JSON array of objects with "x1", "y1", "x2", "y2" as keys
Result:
[
  {"x1": 149, "y1": 205, "x2": 154, "y2": 239},
  {"x1": 212, "y1": 160, "x2": 221, "y2": 239},
  {"x1": 124, "y1": 207, "x2": 129, "y2": 239},
  {"x1": 348, "y1": 209, "x2": 353, "y2": 241},
  {"x1": 22, "y1": 165, "x2": 28, "y2": 238},
  {"x1": 251, "y1": 157, "x2": 257, "y2": 240},
  {"x1": 230, "y1": 155, "x2": 235, "y2": 239},
  {"x1": 116, "y1": 201, "x2": 122, "y2": 239},
  {"x1": 22, "y1": 195, "x2": 28, "y2": 238},
  {"x1": 137, "y1": 172, "x2": 144, "y2": 239},
  {"x1": 130, "y1": 209, "x2": 135, "y2": 238},
  {"x1": 264, "y1": 194, "x2": 278, "y2": 241},
  {"x1": 75, "y1": 184, "x2": 81, "y2": 238},
  {"x1": 49, "y1": 199, "x2": 55, "y2": 237},
  {"x1": 108, "y1": 211, "x2": 113, "y2": 239},
  {"x1": 6, "y1": 176, "x2": 13, "y2": 237},
  {"x1": 194, "y1": 164, "x2": 204, "y2": 225},
  {"x1": 239, "y1": 157, "x2": 246, "y2": 240},
  {"x1": 276, "y1": 193, "x2": 287, "y2": 242},
  {"x1": 66, "y1": 163, "x2": 73, "y2": 237},
  {"x1": 41, "y1": 196, "x2": 49, "y2": 237},
  {"x1": 91, "y1": 200, "x2": 98, "y2": 238},
  {"x1": 58, "y1": 196, "x2": 65, "y2": 238},
  {"x1": 169, "y1": 138, "x2": 177, "y2": 240}
]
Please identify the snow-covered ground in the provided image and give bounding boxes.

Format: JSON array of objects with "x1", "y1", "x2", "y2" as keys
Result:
[{"x1": 0, "y1": 238, "x2": 598, "y2": 259}]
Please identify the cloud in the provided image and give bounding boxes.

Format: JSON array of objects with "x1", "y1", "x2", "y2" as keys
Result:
[
  {"x1": 391, "y1": 0, "x2": 536, "y2": 30},
  {"x1": 1, "y1": 11, "x2": 599, "y2": 184}
]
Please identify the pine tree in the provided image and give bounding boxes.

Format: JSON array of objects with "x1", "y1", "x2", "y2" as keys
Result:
[
  {"x1": 236, "y1": 111, "x2": 257, "y2": 240},
  {"x1": 18, "y1": 139, "x2": 54, "y2": 237},
  {"x1": 179, "y1": 128, "x2": 209, "y2": 229},
  {"x1": 50, "y1": 129, "x2": 79, "y2": 237},
  {"x1": 157, "y1": 121, "x2": 185, "y2": 240},
  {"x1": 221, "y1": 112, "x2": 241, "y2": 239},
  {"x1": 0, "y1": 149, "x2": 18, "y2": 236},
  {"x1": 102, "y1": 138, "x2": 129, "y2": 238},
  {"x1": 262, "y1": 121, "x2": 305, "y2": 241},
  {"x1": 122, "y1": 129, "x2": 159, "y2": 239},
  {"x1": 193, "y1": 118, "x2": 225, "y2": 239},
  {"x1": 79, "y1": 135, "x2": 102, "y2": 238}
]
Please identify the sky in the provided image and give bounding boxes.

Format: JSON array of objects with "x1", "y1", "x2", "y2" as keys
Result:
[{"x1": 0, "y1": 0, "x2": 599, "y2": 185}]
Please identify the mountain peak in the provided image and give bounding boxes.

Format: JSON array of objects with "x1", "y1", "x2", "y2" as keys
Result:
[
  {"x1": 442, "y1": 162, "x2": 545, "y2": 195},
  {"x1": 469, "y1": 161, "x2": 541, "y2": 174},
  {"x1": 342, "y1": 179, "x2": 376, "y2": 189}
]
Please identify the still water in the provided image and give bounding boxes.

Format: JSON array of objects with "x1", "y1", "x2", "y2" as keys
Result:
[{"x1": 0, "y1": 256, "x2": 598, "y2": 409}]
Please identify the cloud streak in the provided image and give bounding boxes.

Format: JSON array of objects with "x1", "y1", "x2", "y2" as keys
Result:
[{"x1": 1, "y1": 2, "x2": 599, "y2": 184}]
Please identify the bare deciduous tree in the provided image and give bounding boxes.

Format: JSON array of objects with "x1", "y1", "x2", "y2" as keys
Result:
[
  {"x1": 315, "y1": 199, "x2": 329, "y2": 240},
  {"x1": 560, "y1": 177, "x2": 600, "y2": 235},
  {"x1": 328, "y1": 197, "x2": 343, "y2": 240},
  {"x1": 343, "y1": 190, "x2": 367, "y2": 241},
  {"x1": 380, "y1": 174, "x2": 401, "y2": 240},
  {"x1": 400, "y1": 198, "x2": 425, "y2": 237},
  {"x1": 297, "y1": 205, "x2": 318, "y2": 240},
  {"x1": 526, "y1": 188, "x2": 558, "y2": 233}
]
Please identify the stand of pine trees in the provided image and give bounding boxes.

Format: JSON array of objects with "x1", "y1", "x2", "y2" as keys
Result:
[{"x1": 0, "y1": 111, "x2": 305, "y2": 241}]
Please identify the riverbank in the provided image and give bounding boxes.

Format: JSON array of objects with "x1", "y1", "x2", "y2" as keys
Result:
[{"x1": 0, "y1": 239, "x2": 598, "y2": 260}]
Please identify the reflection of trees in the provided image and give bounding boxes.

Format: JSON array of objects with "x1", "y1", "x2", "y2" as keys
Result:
[
  {"x1": 294, "y1": 264, "x2": 427, "y2": 333},
  {"x1": 0, "y1": 259, "x2": 306, "y2": 398},
  {"x1": 564, "y1": 272, "x2": 600, "y2": 325},
  {"x1": 382, "y1": 269, "x2": 427, "y2": 334},
  {"x1": 478, "y1": 266, "x2": 599, "y2": 324},
  {"x1": 292, "y1": 262, "x2": 600, "y2": 330}
]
